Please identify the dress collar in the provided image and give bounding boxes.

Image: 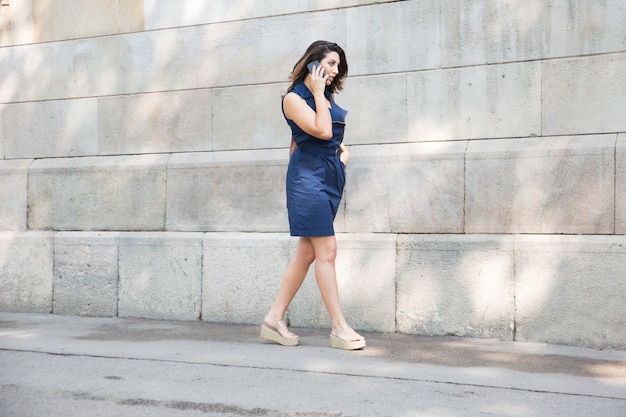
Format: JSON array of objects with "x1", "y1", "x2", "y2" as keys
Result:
[{"x1": 293, "y1": 81, "x2": 331, "y2": 101}]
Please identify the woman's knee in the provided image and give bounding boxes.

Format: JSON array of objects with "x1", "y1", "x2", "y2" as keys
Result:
[
  {"x1": 296, "y1": 238, "x2": 316, "y2": 265},
  {"x1": 311, "y1": 236, "x2": 337, "y2": 263}
]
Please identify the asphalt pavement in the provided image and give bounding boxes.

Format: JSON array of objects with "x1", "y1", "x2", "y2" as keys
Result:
[{"x1": 1, "y1": 312, "x2": 625, "y2": 417}]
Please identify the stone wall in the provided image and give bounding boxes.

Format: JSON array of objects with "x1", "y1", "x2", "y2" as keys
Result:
[{"x1": 1, "y1": 0, "x2": 625, "y2": 349}]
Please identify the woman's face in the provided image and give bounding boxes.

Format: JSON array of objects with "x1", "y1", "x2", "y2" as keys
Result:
[{"x1": 320, "y1": 52, "x2": 340, "y2": 85}]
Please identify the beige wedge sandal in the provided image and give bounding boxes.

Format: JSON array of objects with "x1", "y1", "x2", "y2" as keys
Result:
[
  {"x1": 260, "y1": 320, "x2": 299, "y2": 346},
  {"x1": 330, "y1": 329, "x2": 366, "y2": 350}
]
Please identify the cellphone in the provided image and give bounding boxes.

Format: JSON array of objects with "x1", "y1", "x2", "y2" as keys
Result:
[{"x1": 307, "y1": 60, "x2": 325, "y2": 76}]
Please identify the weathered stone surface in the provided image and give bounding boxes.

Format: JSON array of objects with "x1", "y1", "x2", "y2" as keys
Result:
[
  {"x1": 212, "y1": 84, "x2": 289, "y2": 151},
  {"x1": 190, "y1": 12, "x2": 346, "y2": 90},
  {"x1": 441, "y1": 0, "x2": 626, "y2": 67},
  {"x1": 617, "y1": 134, "x2": 626, "y2": 234},
  {"x1": 118, "y1": 233, "x2": 203, "y2": 321},
  {"x1": 0, "y1": 232, "x2": 54, "y2": 313},
  {"x1": 202, "y1": 233, "x2": 291, "y2": 324},
  {"x1": 465, "y1": 135, "x2": 615, "y2": 234},
  {"x1": 310, "y1": 0, "x2": 398, "y2": 9},
  {"x1": 0, "y1": 42, "x2": 75, "y2": 103},
  {"x1": 0, "y1": 0, "x2": 34, "y2": 46},
  {"x1": 396, "y1": 234, "x2": 515, "y2": 340},
  {"x1": 342, "y1": 142, "x2": 465, "y2": 233},
  {"x1": 543, "y1": 53, "x2": 626, "y2": 136},
  {"x1": 26, "y1": 12, "x2": 346, "y2": 102},
  {"x1": 515, "y1": 235, "x2": 626, "y2": 349},
  {"x1": 144, "y1": 0, "x2": 398, "y2": 30},
  {"x1": 339, "y1": 73, "x2": 407, "y2": 145},
  {"x1": 0, "y1": 159, "x2": 31, "y2": 231},
  {"x1": 99, "y1": 90, "x2": 213, "y2": 155},
  {"x1": 0, "y1": 104, "x2": 4, "y2": 158},
  {"x1": 407, "y1": 62, "x2": 541, "y2": 141},
  {"x1": 289, "y1": 233, "x2": 397, "y2": 332},
  {"x1": 0, "y1": 4, "x2": 409, "y2": 103},
  {"x1": 71, "y1": 32, "x2": 168, "y2": 99},
  {"x1": 28, "y1": 155, "x2": 168, "y2": 231},
  {"x1": 4, "y1": 98, "x2": 98, "y2": 158},
  {"x1": 32, "y1": 0, "x2": 144, "y2": 42},
  {"x1": 144, "y1": 0, "x2": 307, "y2": 29},
  {"x1": 347, "y1": 1, "x2": 440, "y2": 75},
  {"x1": 53, "y1": 232, "x2": 119, "y2": 316},
  {"x1": 166, "y1": 150, "x2": 289, "y2": 232}
]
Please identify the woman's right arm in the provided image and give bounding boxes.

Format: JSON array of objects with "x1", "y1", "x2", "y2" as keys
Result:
[{"x1": 282, "y1": 68, "x2": 332, "y2": 140}]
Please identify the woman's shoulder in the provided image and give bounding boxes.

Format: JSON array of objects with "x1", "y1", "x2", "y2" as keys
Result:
[
  {"x1": 283, "y1": 82, "x2": 310, "y2": 106},
  {"x1": 282, "y1": 91, "x2": 307, "y2": 117}
]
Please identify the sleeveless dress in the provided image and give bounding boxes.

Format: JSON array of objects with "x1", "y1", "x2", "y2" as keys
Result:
[{"x1": 283, "y1": 81, "x2": 348, "y2": 237}]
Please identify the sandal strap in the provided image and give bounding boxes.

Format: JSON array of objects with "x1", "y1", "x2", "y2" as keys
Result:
[
  {"x1": 266, "y1": 319, "x2": 297, "y2": 339},
  {"x1": 275, "y1": 320, "x2": 296, "y2": 338}
]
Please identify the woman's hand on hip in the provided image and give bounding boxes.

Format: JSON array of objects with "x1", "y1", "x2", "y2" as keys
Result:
[{"x1": 339, "y1": 144, "x2": 350, "y2": 166}]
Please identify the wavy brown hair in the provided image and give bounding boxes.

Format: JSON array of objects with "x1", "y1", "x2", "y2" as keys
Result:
[{"x1": 287, "y1": 40, "x2": 348, "y2": 94}]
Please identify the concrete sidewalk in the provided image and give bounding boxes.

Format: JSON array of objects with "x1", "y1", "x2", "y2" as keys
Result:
[{"x1": 1, "y1": 312, "x2": 625, "y2": 417}]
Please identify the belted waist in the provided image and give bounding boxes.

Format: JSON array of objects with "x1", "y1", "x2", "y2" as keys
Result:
[{"x1": 298, "y1": 143, "x2": 340, "y2": 157}]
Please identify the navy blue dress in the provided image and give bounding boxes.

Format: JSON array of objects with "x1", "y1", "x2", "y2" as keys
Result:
[{"x1": 283, "y1": 82, "x2": 348, "y2": 237}]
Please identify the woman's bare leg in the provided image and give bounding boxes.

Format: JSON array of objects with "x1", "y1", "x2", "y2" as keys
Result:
[
  {"x1": 264, "y1": 237, "x2": 315, "y2": 335},
  {"x1": 309, "y1": 235, "x2": 363, "y2": 342}
]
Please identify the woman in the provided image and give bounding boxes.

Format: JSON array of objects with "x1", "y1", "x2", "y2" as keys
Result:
[{"x1": 260, "y1": 40, "x2": 365, "y2": 350}]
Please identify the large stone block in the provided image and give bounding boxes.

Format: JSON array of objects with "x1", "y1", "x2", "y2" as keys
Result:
[
  {"x1": 515, "y1": 235, "x2": 626, "y2": 349},
  {"x1": 441, "y1": 0, "x2": 626, "y2": 67},
  {"x1": 0, "y1": 0, "x2": 34, "y2": 46},
  {"x1": 289, "y1": 233, "x2": 397, "y2": 332},
  {"x1": 53, "y1": 232, "x2": 119, "y2": 316},
  {"x1": 202, "y1": 233, "x2": 291, "y2": 324},
  {"x1": 32, "y1": 0, "x2": 144, "y2": 42},
  {"x1": 310, "y1": 0, "x2": 401, "y2": 11},
  {"x1": 99, "y1": 90, "x2": 213, "y2": 155},
  {"x1": 0, "y1": 42, "x2": 75, "y2": 103},
  {"x1": 339, "y1": 73, "x2": 407, "y2": 144},
  {"x1": 118, "y1": 232, "x2": 203, "y2": 321},
  {"x1": 543, "y1": 53, "x2": 626, "y2": 136},
  {"x1": 71, "y1": 32, "x2": 172, "y2": 98},
  {"x1": 166, "y1": 150, "x2": 289, "y2": 232},
  {"x1": 441, "y1": 0, "x2": 545, "y2": 66},
  {"x1": 465, "y1": 135, "x2": 615, "y2": 234},
  {"x1": 544, "y1": 0, "x2": 626, "y2": 57},
  {"x1": 396, "y1": 234, "x2": 515, "y2": 340},
  {"x1": 1, "y1": 28, "x2": 200, "y2": 102},
  {"x1": 0, "y1": 159, "x2": 31, "y2": 231},
  {"x1": 144, "y1": 0, "x2": 397, "y2": 30},
  {"x1": 212, "y1": 84, "x2": 289, "y2": 151},
  {"x1": 347, "y1": 1, "x2": 440, "y2": 74},
  {"x1": 342, "y1": 142, "x2": 465, "y2": 234},
  {"x1": 0, "y1": 232, "x2": 54, "y2": 313},
  {"x1": 4, "y1": 98, "x2": 98, "y2": 158},
  {"x1": 407, "y1": 62, "x2": 541, "y2": 141},
  {"x1": 144, "y1": 0, "x2": 307, "y2": 29},
  {"x1": 617, "y1": 134, "x2": 626, "y2": 234},
  {"x1": 29, "y1": 154, "x2": 168, "y2": 231},
  {"x1": 192, "y1": 12, "x2": 347, "y2": 90}
]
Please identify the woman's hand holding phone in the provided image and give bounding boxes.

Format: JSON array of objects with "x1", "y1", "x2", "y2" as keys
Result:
[{"x1": 307, "y1": 60, "x2": 327, "y2": 96}]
